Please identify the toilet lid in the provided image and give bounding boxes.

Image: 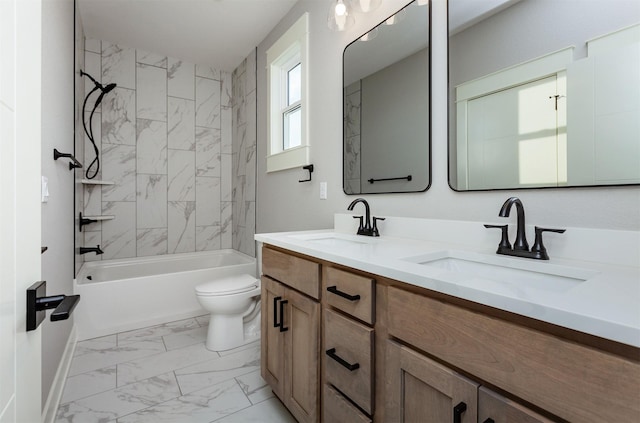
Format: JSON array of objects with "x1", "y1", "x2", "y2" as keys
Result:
[{"x1": 195, "y1": 274, "x2": 259, "y2": 296}]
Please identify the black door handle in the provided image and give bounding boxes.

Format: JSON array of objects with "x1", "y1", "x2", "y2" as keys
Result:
[
  {"x1": 453, "y1": 402, "x2": 467, "y2": 423},
  {"x1": 325, "y1": 348, "x2": 360, "y2": 371},
  {"x1": 273, "y1": 296, "x2": 281, "y2": 328},
  {"x1": 326, "y1": 286, "x2": 361, "y2": 301},
  {"x1": 279, "y1": 299, "x2": 289, "y2": 332}
]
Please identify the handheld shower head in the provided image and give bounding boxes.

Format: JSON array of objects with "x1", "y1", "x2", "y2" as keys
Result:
[
  {"x1": 79, "y1": 70, "x2": 118, "y2": 180},
  {"x1": 93, "y1": 83, "x2": 117, "y2": 108},
  {"x1": 102, "y1": 83, "x2": 117, "y2": 94}
]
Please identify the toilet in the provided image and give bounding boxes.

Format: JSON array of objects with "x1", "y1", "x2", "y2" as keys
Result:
[{"x1": 195, "y1": 274, "x2": 261, "y2": 351}]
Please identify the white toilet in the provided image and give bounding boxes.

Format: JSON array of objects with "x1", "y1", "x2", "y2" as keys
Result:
[{"x1": 195, "y1": 274, "x2": 261, "y2": 351}]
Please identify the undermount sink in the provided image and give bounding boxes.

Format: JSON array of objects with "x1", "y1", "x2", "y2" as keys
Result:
[
  {"x1": 288, "y1": 232, "x2": 372, "y2": 247},
  {"x1": 401, "y1": 250, "x2": 599, "y2": 294}
]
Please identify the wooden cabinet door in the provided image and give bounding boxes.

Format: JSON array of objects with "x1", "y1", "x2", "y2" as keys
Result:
[
  {"x1": 386, "y1": 340, "x2": 478, "y2": 423},
  {"x1": 479, "y1": 387, "x2": 554, "y2": 423},
  {"x1": 261, "y1": 276, "x2": 285, "y2": 399},
  {"x1": 283, "y1": 287, "x2": 320, "y2": 423}
]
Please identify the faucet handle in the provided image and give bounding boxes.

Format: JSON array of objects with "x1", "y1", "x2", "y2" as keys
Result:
[
  {"x1": 530, "y1": 227, "x2": 566, "y2": 260},
  {"x1": 352, "y1": 215, "x2": 364, "y2": 232},
  {"x1": 372, "y1": 217, "x2": 385, "y2": 237},
  {"x1": 484, "y1": 224, "x2": 512, "y2": 253}
]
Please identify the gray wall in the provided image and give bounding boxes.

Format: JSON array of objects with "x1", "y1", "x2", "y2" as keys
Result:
[
  {"x1": 360, "y1": 48, "x2": 429, "y2": 193},
  {"x1": 41, "y1": 0, "x2": 75, "y2": 407},
  {"x1": 256, "y1": 0, "x2": 640, "y2": 235}
]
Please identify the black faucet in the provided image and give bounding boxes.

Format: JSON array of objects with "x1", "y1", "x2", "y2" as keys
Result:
[
  {"x1": 485, "y1": 197, "x2": 565, "y2": 260},
  {"x1": 79, "y1": 245, "x2": 104, "y2": 255},
  {"x1": 347, "y1": 198, "x2": 385, "y2": 237},
  {"x1": 498, "y1": 197, "x2": 529, "y2": 251}
]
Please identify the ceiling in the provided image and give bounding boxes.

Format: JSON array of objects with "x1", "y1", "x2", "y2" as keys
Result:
[{"x1": 77, "y1": 0, "x2": 298, "y2": 72}]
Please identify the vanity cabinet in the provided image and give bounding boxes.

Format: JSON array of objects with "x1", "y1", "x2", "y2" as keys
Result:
[
  {"x1": 386, "y1": 340, "x2": 552, "y2": 423},
  {"x1": 386, "y1": 340, "x2": 479, "y2": 422},
  {"x1": 322, "y1": 266, "x2": 376, "y2": 421},
  {"x1": 260, "y1": 245, "x2": 640, "y2": 423},
  {"x1": 386, "y1": 285, "x2": 640, "y2": 422},
  {"x1": 261, "y1": 248, "x2": 321, "y2": 423}
]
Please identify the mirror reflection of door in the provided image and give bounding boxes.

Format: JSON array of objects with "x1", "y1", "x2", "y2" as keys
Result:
[
  {"x1": 449, "y1": 0, "x2": 640, "y2": 191},
  {"x1": 465, "y1": 75, "x2": 564, "y2": 189}
]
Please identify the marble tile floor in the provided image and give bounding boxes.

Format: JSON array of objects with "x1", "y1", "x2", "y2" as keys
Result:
[{"x1": 56, "y1": 316, "x2": 296, "y2": 423}]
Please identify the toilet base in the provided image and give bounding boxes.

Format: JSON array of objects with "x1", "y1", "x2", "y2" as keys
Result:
[{"x1": 205, "y1": 313, "x2": 261, "y2": 352}]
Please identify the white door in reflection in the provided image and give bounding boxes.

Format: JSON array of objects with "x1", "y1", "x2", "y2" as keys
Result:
[{"x1": 466, "y1": 75, "x2": 565, "y2": 190}]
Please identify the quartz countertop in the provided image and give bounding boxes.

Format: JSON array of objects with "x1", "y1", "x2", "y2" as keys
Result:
[{"x1": 256, "y1": 217, "x2": 640, "y2": 348}]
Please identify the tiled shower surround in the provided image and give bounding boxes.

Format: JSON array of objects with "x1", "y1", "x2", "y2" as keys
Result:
[{"x1": 79, "y1": 39, "x2": 256, "y2": 261}]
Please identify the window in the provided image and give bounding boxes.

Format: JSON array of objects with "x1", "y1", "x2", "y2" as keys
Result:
[{"x1": 266, "y1": 13, "x2": 309, "y2": 173}]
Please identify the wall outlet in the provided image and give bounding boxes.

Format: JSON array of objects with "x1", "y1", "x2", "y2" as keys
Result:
[{"x1": 320, "y1": 182, "x2": 327, "y2": 200}]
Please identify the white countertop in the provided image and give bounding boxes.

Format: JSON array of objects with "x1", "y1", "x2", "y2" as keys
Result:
[{"x1": 256, "y1": 216, "x2": 640, "y2": 348}]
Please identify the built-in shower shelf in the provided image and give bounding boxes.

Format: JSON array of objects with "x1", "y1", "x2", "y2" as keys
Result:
[
  {"x1": 81, "y1": 179, "x2": 115, "y2": 185},
  {"x1": 82, "y1": 215, "x2": 115, "y2": 221}
]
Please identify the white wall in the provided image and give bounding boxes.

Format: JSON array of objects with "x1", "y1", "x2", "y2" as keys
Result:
[
  {"x1": 41, "y1": 0, "x2": 75, "y2": 407},
  {"x1": 256, "y1": 0, "x2": 640, "y2": 234}
]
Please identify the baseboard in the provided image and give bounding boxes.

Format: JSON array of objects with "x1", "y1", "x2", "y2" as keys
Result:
[{"x1": 42, "y1": 325, "x2": 77, "y2": 423}]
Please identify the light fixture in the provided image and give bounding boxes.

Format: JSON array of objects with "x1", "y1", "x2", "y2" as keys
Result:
[
  {"x1": 360, "y1": 26, "x2": 379, "y2": 41},
  {"x1": 328, "y1": 0, "x2": 355, "y2": 31},
  {"x1": 350, "y1": 0, "x2": 382, "y2": 13},
  {"x1": 384, "y1": 8, "x2": 406, "y2": 25}
]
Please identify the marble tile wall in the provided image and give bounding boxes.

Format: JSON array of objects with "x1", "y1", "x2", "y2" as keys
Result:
[
  {"x1": 344, "y1": 81, "x2": 361, "y2": 194},
  {"x1": 80, "y1": 39, "x2": 238, "y2": 260},
  {"x1": 231, "y1": 49, "x2": 257, "y2": 257}
]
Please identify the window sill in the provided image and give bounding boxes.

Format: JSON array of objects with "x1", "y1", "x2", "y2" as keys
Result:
[{"x1": 266, "y1": 145, "x2": 310, "y2": 173}]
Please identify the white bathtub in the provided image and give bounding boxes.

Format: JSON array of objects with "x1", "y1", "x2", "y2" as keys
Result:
[{"x1": 74, "y1": 249, "x2": 257, "y2": 340}]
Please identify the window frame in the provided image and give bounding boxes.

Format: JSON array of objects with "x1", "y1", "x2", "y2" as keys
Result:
[{"x1": 266, "y1": 13, "x2": 310, "y2": 173}]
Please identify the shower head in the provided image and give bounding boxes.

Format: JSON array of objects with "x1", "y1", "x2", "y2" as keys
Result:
[
  {"x1": 102, "y1": 83, "x2": 117, "y2": 94},
  {"x1": 80, "y1": 70, "x2": 117, "y2": 96},
  {"x1": 93, "y1": 83, "x2": 117, "y2": 108}
]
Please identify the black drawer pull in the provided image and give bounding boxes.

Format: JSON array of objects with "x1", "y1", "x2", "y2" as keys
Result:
[
  {"x1": 326, "y1": 348, "x2": 360, "y2": 371},
  {"x1": 279, "y1": 299, "x2": 289, "y2": 332},
  {"x1": 453, "y1": 401, "x2": 467, "y2": 423},
  {"x1": 327, "y1": 286, "x2": 361, "y2": 301},
  {"x1": 482, "y1": 419, "x2": 495, "y2": 423},
  {"x1": 273, "y1": 296, "x2": 281, "y2": 328}
]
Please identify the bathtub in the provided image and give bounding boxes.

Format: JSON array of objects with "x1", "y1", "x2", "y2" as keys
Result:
[{"x1": 74, "y1": 249, "x2": 257, "y2": 340}]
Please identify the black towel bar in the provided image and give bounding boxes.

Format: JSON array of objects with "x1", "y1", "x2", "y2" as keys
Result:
[{"x1": 368, "y1": 175, "x2": 412, "y2": 184}]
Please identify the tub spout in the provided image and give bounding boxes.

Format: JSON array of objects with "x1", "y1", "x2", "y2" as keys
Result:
[{"x1": 79, "y1": 245, "x2": 104, "y2": 255}]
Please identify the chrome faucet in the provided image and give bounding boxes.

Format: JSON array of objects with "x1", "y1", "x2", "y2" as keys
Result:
[
  {"x1": 79, "y1": 245, "x2": 104, "y2": 255},
  {"x1": 347, "y1": 198, "x2": 385, "y2": 237},
  {"x1": 485, "y1": 197, "x2": 565, "y2": 260}
]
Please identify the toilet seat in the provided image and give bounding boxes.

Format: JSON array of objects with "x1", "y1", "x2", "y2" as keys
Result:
[{"x1": 195, "y1": 274, "x2": 259, "y2": 296}]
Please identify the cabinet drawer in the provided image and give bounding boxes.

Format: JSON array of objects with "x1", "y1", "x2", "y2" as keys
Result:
[
  {"x1": 323, "y1": 308, "x2": 373, "y2": 414},
  {"x1": 262, "y1": 247, "x2": 320, "y2": 300},
  {"x1": 323, "y1": 266, "x2": 374, "y2": 324},
  {"x1": 323, "y1": 384, "x2": 371, "y2": 423},
  {"x1": 387, "y1": 286, "x2": 640, "y2": 422}
]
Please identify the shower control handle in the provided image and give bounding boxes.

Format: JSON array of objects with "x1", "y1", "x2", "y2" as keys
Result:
[{"x1": 279, "y1": 299, "x2": 289, "y2": 332}]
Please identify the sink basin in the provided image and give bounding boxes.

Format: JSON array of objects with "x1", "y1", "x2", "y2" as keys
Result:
[
  {"x1": 288, "y1": 232, "x2": 372, "y2": 247},
  {"x1": 401, "y1": 250, "x2": 599, "y2": 294}
]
